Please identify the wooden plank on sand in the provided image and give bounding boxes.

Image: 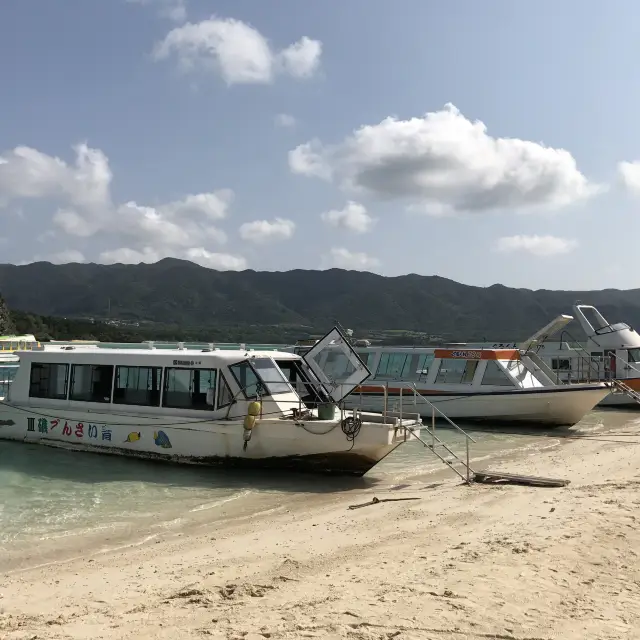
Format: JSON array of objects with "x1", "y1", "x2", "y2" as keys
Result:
[{"x1": 473, "y1": 471, "x2": 570, "y2": 487}]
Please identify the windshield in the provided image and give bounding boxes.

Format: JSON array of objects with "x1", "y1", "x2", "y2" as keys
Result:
[
  {"x1": 229, "y1": 358, "x2": 292, "y2": 398},
  {"x1": 594, "y1": 322, "x2": 630, "y2": 335},
  {"x1": 629, "y1": 349, "x2": 640, "y2": 363}
]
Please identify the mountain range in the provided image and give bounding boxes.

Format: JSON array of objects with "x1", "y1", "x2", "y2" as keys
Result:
[{"x1": 1, "y1": 258, "x2": 639, "y2": 341}]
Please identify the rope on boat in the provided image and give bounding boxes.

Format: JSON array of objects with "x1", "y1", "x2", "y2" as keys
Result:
[{"x1": 341, "y1": 416, "x2": 362, "y2": 442}]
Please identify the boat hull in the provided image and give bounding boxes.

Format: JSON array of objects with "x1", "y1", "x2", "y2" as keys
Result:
[
  {"x1": 0, "y1": 405, "x2": 412, "y2": 476},
  {"x1": 346, "y1": 385, "x2": 610, "y2": 427}
]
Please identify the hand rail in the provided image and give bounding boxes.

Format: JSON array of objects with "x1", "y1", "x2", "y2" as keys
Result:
[
  {"x1": 545, "y1": 340, "x2": 640, "y2": 385},
  {"x1": 405, "y1": 384, "x2": 476, "y2": 483},
  {"x1": 409, "y1": 384, "x2": 476, "y2": 443}
]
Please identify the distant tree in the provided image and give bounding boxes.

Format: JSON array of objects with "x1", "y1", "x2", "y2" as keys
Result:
[{"x1": 0, "y1": 294, "x2": 16, "y2": 335}]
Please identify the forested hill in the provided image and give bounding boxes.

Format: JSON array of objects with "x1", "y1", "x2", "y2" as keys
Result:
[{"x1": 0, "y1": 258, "x2": 638, "y2": 342}]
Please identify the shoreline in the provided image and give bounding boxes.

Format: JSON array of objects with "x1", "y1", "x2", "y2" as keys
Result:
[
  {"x1": 3, "y1": 417, "x2": 640, "y2": 638},
  {"x1": 0, "y1": 420, "x2": 569, "y2": 574},
  {"x1": 0, "y1": 411, "x2": 622, "y2": 574}
]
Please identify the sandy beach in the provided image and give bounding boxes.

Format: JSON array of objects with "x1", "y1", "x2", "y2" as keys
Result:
[{"x1": 3, "y1": 426, "x2": 640, "y2": 640}]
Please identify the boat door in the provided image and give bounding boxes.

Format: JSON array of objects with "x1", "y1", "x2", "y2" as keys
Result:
[
  {"x1": 604, "y1": 349, "x2": 616, "y2": 380},
  {"x1": 302, "y1": 327, "x2": 371, "y2": 403}
]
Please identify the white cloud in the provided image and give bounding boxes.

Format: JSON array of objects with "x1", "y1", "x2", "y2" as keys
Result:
[
  {"x1": 288, "y1": 140, "x2": 331, "y2": 179},
  {"x1": 322, "y1": 247, "x2": 380, "y2": 271},
  {"x1": 0, "y1": 144, "x2": 232, "y2": 246},
  {"x1": 153, "y1": 16, "x2": 322, "y2": 85},
  {"x1": 113, "y1": 201, "x2": 226, "y2": 247},
  {"x1": 160, "y1": 190, "x2": 233, "y2": 220},
  {"x1": 100, "y1": 246, "x2": 247, "y2": 270},
  {"x1": 0, "y1": 143, "x2": 112, "y2": 215},
  {"x1": 321, "y1": 201, "x2": 375, "y2": 234},
  {"x1": 276, "y1": 37, "x2": 322, "y2": 79},
  {"x1": 24, "y1": 250, "x2": 86, "y2": 265},
  {"x1": 184, "y1": 247, "x2": 247, "y2": 270},
  {"x1": 275, "y1": 113, "x2": 297, "y2": 128},
  {"x1": 52, "y1": 193, "x2": 230, "y2": 250},
  {"x1": 100, "y1": 247, "x2": 161, "y2": 264},
  {"x1": 618, "y1": 161, "x2": 640, "y2": 195},
  {"x1": 289, "y1": 103, "x2": 600, "y2": 214},
  {"x1": 494, "y1": 234, "x2": 578, "y2": 257},
  {"x1": 239, "y1": 217, "x2": 295, "y2": 244},
  {"x1": 127, "y1": 0, "x2": 187, "y2": 22},
  {"x1": 0, "y1": 141, "x2": 246, "y2": 268}
]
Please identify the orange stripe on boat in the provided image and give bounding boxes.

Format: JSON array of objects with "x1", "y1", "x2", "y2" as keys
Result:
[
  {"x1": 434, "y1": 348, "x2": 520, "y2": 361},
  {"x1": 356, "y1": 386, "x2": 443, "y2": 395},
  {"x1": 619, "y1": 377, "x2": 640, "y2": 391}
]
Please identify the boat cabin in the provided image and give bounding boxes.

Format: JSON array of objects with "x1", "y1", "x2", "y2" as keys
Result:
[
  {"x1": 488, "y1": 305, "x2": 640, "y2": 384},
  {"x1": 5, "y1": 328, "x2": 373, "y2": 419},
  {"x1": 5, "y1": 348, "x2": 326, "y2": 419},
  {"x1": 310, "y1": 346, "x2": 557, "y2": 392}
]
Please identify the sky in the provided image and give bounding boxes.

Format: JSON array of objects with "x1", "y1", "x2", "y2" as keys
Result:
[{"x1": 2, "y1": 0, "x2": 640, "y2": 290}]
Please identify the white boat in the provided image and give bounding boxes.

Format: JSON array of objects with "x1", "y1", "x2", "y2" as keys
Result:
[
  {"x1": 484, "y1": 304, "x2": 640, "y2": 407},
  {"x1": 0, "y1": 328, "x2": 422, "y2": 476},
  {"x1": 297, "y1": 316, "x2": 610, "y2": 427}
]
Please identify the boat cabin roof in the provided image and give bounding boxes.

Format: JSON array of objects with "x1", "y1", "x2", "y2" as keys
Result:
[{"x1": 14, "y1": 347, "x2": 300, "y2": 366}]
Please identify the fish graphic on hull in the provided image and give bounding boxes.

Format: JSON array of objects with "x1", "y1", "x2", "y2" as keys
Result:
[
  {"x1": 153, "y1": 430, "x2": 172, "y2": 449},
  {"x1": 124, "y1": 432, "x2": 141, "y2": 443}
]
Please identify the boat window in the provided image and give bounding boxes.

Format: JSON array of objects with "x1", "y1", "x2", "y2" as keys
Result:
[
  {"x1": 595, "y1": 322, "x2": 629, "y2": 335},
  {"x1": 163, "y1": 367, "x2": 217, "y2": 410},
  {"x1": 355, "y1": 351, "x2": 376, "y2": 369},
  {"x1": 400, "y1": 353, "x2": 434, "y2": 380},
  {"x1": 217, "y1": 373, "x2": 234, "y2": 408},
  {"x1": 628, "y1": 349, "x2": 640, "y2": 363},
  {"x1": 69, "y1": 364, "x2": 114, "y2": 403},
  {"x1": 29, "y1": 362, "x2": 69, "y2": 400},
  {"x1": 481, "y1": 361, "x2": 514, "y2": 386},
  {"x1": 275, "y1": 359, "x2": 327, "y2": 404},
  {"x1": 435, "y1": 359, "x2": 478, "y2": 384},
  {"x1": 320, "y1": 348, "x2": 357, "y2": 381},
  {"x1": 229, "y1": 361, "x2": 267, "y2": 398},
  {"x1": 551, "y1": 358, "x2": 571, "y2": 371},
  {"x1": 376, "y1": 353, "x2": 407, "y2": 379},
  {"x1": 113, "y1": 366, "x2": 162, "y2": 407},
  {"x1": 250, "y1": 358, "x2": 292, "y2": 395}
]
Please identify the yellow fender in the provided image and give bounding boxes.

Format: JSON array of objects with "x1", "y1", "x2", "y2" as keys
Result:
[{"x1": 248, "y1": 401, "x2": 261, "y2": 417}]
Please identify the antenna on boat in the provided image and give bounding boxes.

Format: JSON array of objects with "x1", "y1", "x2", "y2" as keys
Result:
[{"x1": 333, "y1": 320, "x2": 354, "y2": 343}]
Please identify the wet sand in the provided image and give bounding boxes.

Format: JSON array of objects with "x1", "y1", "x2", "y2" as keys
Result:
[{"x1": 3, "y1": 420, "x2": 640, "y2": 639}]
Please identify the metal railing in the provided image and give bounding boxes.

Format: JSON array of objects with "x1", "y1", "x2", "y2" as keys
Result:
[
  {"x1": 544, "y1": 349, "x2": 640, "y2": 385},
  {"x1": 351, "y1": 381, "x2": 475, "y2": 482},
  {"x1": 0, "y1": 341, "x2": 41, "y2": 352},
  {"x1": 408, "y1": 385, "x2": 476, "y2": 483}
]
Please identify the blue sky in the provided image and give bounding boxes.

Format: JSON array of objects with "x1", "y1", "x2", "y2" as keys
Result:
[{"x1": 1, "y1": 0, "x2": 640, "y2": 290}]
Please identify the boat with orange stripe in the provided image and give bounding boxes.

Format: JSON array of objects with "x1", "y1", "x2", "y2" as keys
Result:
[
  {"x1": 442, "y1": 304, "x2": 640, "y2": 408},
  {"x1": 299, "y1": 316, "x2": 610, "y2": 427}
]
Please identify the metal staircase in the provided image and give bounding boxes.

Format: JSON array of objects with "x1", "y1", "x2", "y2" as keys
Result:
[
  {"x1": 610, "y1": 377, "x2": 640, "y2": 404},
  {"x1": 409, "y1": 386, "x2": 476, "y2": 483}
]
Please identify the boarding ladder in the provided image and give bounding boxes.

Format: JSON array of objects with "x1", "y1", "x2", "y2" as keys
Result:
[
  {"x1": 611, "y1": 378, "x2": 640, "y2": 403},
  {"x1": 606, "y1": 353, "x2": 640, "y2": 404},
  {"x1": 395, "y1": 385, "x2": 476, "y2": 484}
]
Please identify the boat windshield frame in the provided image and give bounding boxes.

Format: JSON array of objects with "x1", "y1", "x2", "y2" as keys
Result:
[
  {"x1": 594, "y1": 322, "x2": 630, "y2": 335},
  {"x1": 228, "y1": 357, "x2": 293, "y2": 398}
]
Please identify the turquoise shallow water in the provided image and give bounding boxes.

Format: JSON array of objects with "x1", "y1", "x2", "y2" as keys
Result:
[{"x1": 0, "y1": 408, "x2": 636, "y2": 559}]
